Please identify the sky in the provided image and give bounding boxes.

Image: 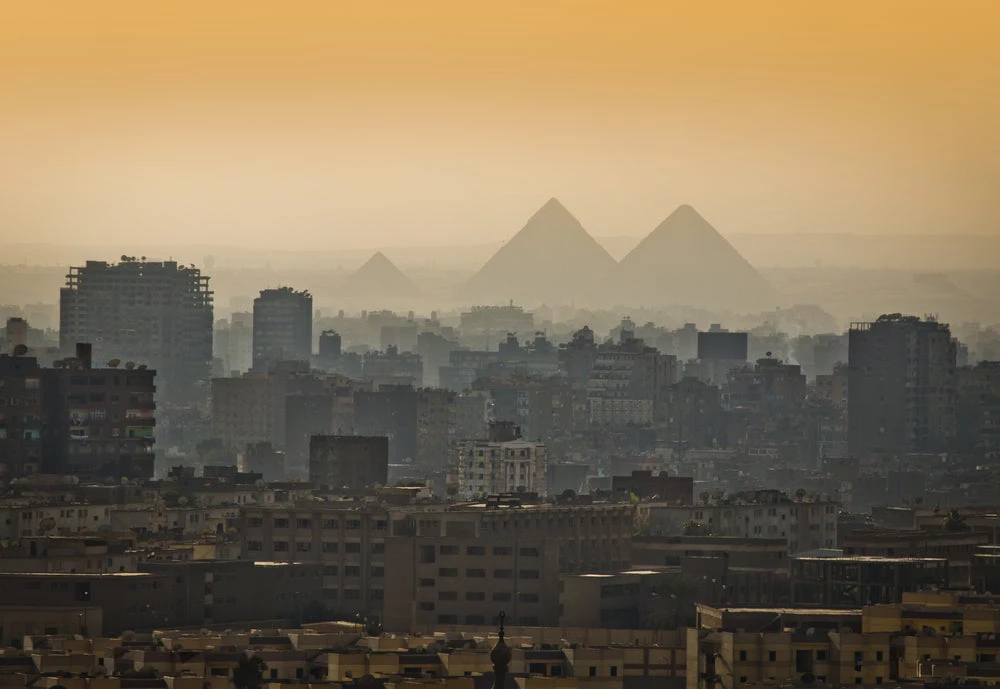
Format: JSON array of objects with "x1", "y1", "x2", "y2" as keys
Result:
[{"x1": 1, "y1": 0, "x2": 998, "y2": 250}]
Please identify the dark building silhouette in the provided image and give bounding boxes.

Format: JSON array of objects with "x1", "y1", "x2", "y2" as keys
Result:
[
  {"x1": 698, "y1": 331, "x2": 748, "y2": 361},
  {"x1": 612, "y1": 470, "x2": 694, "y2": 504},
  {"x1": 59, "y1": 259, "x2": 212, "y2": 403},
  {"x1": 0, "y1": 345, "x2": 156, "y2": 479},
  {"x1": 848, "y1": 314, "x2": 956, "y2": 457},
  {"x1": 284, "y1": 393, "x2": 335, "y2": 475},
  {"x1": 309, "y1": 435, "x2": 388, "y2": 489},
  {"x1": 252, "y1": 287, "x2": 313, "y2": 371},
  {"x1": 353, "y1": 385, "x2": 418, "y2": 464}
]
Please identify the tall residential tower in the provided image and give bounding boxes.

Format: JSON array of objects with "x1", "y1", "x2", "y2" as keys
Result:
[{"x1": 59, "y1": 259, "x2": 212, "y2": 403}]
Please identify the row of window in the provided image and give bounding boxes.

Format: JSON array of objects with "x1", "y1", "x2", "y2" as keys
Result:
[
  {"x1": 246, "y1": 516, "x2": 387, "y2": 530},
  {"x1": 433, "y1": 567, "x2": 540, "y2": 579}
]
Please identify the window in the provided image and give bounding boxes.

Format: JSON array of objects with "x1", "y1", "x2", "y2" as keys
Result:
[
  {"x1": 418, "y1": 578, "x2": 435, "y2": 587},
  {"x1": 438, "y1": 591, "x2": 458, "y2": 601},
  {"x1": 321, "y1": 565, "x2": 338, "y2": 575},
  {"x1": 438, "y1": 567, "x2": 458, "y2": 577},
  {"x1": 493, "y1": 592, "x2": 512, "y2": 602},
  {"x1": 247, "y1": 517, "x2": 263, "y2": 528},
  {"x1": 371, "y1": 542, "x2": 385, "y2": 554},
  {"x1": 295, "y1": 542, "x2": 311, "y2": 552},
  {"x1": 519, "y1": 547, "x2": 540, "y2": 557},
  {"x1": 876, "y1": 651, "x2": 883, "y2": 661},
  {"x1": 769, "y1": 651, "x2": 777, "y2": 662},
  {"x1": 855, "y1": 679, "x2": 862, "y2": 685},
  {"x1": 343, "y1": 589, "x2": 361, "y2": 600},
  {"x1": 740, "y1": 678, "x2": 748, "y2": 685},
  {"x1": 518, "y1": 592, "x2": 539, "y2": 603},
  {"x1": 466, "y1": 591, "x2": 486, "y2": 601},
  {"x1": 418, "y1": 601, "x2": 435, "y2": 611},
  {"x1": 441, "y1": 545, "x2": 459, "y2": 555},
  {"x1": 370, "y1": 566, "x2": 384, "y2": 578},
  {"x1": 610, "y1": 667, "x2": 618, "y2": 677},
  {"x1": 493, "y1": 546, "x2": 512, "y2": 556},
  {"x1": 466, "y1": 568, "x2": 486, "y2": 578},
  {"x1": 816, "y1": 650, "x2": 827, "y2": 661},
  {"x1": 438, "y1": 614, "x2": 458, "y2": 624},
  {"x1": 494, "y1": 569, "x2": 513, "y2": 578},
  {"x1": 296, "y1": 519, "x2": 312, "y2": 529},
  {"x1": 347, "y1": 519, "x2": 361, "y2": 530},
  {"x1": 344, "y1": 566, "x2": 361, "y2": 577},
  {"x1": 322, "y1": 542, "x2": 339, "y2": 553},
  {"x1": 467, "y1": 546, "x2": 486, "y2": 555},
  {"x1": 273, "y1": 518, "x2": 290, "y2": 529},
  {"x1": 876, "y1": 678, "x2": 883, "y2": 685},
  {"x1": 589, "y1": 667, "x2": 597, "y2": 678},
  {"x1": 345, "y1": 542, "x2": 361, "y2": 553},
  {"x1": 273, "y1": 541, "x2": 289, "y2": 552},
  {"x1": 247, "y1": 540, "x2": 263, "y2": 551},
  {"x1": 322, "y1": 519, "x2": 339, "y2": 529},
  {"x1": 519, "y1": 569, "x2": 540, "y2": 579},
  {"x1": 739, "y1": 651, "x2": 747, "y2": 661}
]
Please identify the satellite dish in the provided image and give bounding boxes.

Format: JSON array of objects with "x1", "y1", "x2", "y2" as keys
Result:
[
  {"x1": 12, "y1": 344, "x2": 28, "y2": 357},
  {"x1": 108, "y1": 359, "x2": 121, "y2": 368},
  {"x1": 125, "y1": 362, "x2": 136, "y2": 370}
]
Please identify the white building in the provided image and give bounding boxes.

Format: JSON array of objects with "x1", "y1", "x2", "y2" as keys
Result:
[{"x1": 456, "y1": 439, "x2": 548, "y2": 498}]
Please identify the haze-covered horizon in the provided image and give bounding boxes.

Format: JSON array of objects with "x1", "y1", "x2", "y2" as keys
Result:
[{"x1": 3, "y1": 1, "x2": 999, "y2": 251}]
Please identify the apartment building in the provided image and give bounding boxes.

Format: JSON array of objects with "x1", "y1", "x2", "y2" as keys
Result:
[
  {"x1": 59, "y1": 259, "x2": 212, "y2": 403},
  {"x1": 252, "y1": 287, "x2": 313, "y2": 371},
  {"x1": 456, "y1": 436, "x2": 548, "y2": 498},
  {"x1": 240, "y1": 498, "x2": 634, "y2": 630},
  {"x1": 849, "y1": 314, "x2": 957, "y2": 456},
  {"x1": 641, "y1": 490, "x2": 840, "y2": 554},
  {"x1": 689, "y1": 592, "x2": 1000, "y2": 689}
]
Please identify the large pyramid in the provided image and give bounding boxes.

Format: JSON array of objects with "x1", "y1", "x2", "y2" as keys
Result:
[
  {"x1": 346, "y1": 251, "x2": 419, "y2": 297},
  {"x1": 466, "y1": 198, "x2": 616, "y2": 304},
  {"x1": 615, "y1": 205, "x2": 774, "y2": 310}
]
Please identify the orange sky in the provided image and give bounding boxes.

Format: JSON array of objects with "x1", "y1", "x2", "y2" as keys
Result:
[{"x1": 1, "y1": 0, "x2": 998, "y2": 250}]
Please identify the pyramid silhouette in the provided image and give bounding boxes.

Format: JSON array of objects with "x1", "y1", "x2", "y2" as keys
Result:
[
  {"x1": 467, "y1": 198, "x2": 616, "y2": 303},
  {"x1": 615, "y1": 204, "x2": 773, "y2": 310},
  {"x1": 347, "y1": 251, "x2": 419, "y2": 296}
]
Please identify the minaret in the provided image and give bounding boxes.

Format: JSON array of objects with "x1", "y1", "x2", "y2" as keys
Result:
[{"x1": 490, "y1": 611, "x2": 512, "y2": 689}]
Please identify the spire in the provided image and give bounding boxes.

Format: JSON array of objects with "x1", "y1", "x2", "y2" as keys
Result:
[{"x1": 490, "y1": 611, "x2": 511, "y2": 689}]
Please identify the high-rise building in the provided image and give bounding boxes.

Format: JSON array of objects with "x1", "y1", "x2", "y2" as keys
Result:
[
  {"x1": 252, "y1": 287, "x2": 312, "y2": 371},
  {"x1": 59, "y1": 259, "x2": 212, "y2": 403},
  {"x1": 848, "y1": 314, "x2": 957, "y2": 457}
]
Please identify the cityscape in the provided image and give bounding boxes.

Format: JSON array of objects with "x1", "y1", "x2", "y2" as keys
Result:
[{"x1": 2, "y1": 3, "x2": 1000, "y2": 689}]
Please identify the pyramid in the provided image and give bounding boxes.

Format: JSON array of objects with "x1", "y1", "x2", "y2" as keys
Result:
[
  {"x1": 615, "y1": 205, "x2": 774, "y2": 310},
  {"x1": 346, "y1": 251, "x2": 419, "y2": 296},
  {"x1": 466, "y1": 198, "x2": 616, "y2": 303}
]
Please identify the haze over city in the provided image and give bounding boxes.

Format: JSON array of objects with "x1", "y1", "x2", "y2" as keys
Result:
[
  {"x1": 3, "y1": 0, "x2": 999, "y2": 252},
  {"x1": 4, "y1": 0, "x2": 1000, "y2": 673}
]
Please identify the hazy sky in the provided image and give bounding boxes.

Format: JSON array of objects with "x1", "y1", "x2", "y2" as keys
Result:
[{"x1": 2, "y1": 1, "x2": 998, "y2": 250}]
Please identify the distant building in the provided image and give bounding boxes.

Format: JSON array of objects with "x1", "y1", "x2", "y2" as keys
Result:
[
  {"x1": 59, "y1": 259, "x2": 212, "y2": 403},
  {"x1": 309, "y1": 435, "x2": 388, "y2": 489},
  {"x1": 849, "y1": 314, "x2": 956, "y2": 456},
  {"x1": 456, "y1": 426, "x2": 548, "y2": 498},
  {"x1": 612, "y1": 470, "x2": 693, "y2": 504},
  {"x1": 252, "y1": 287, "x2": 313, "y2": 371},
  {"x1": 586, "y1": 326, "x2": 676, "y2": 426}
]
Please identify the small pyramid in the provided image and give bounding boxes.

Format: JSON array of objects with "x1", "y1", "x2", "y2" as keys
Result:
[
  {"x1": 615, "y1": 205, "x2": 773, "y2": 309},
  {"x1": 467, "y1": 198, "x2": 616, "y2": 303},
  {"x1": 347, "y1": 251, "x2": 419, "y2": 296}
]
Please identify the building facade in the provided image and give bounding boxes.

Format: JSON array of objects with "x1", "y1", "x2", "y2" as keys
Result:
[
  {"x1": 252, "y1": 287, "x2": 313, "y2": 371},
  {"x1": 59, "y1": 259, "x2": 212, "y2": 403}
]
